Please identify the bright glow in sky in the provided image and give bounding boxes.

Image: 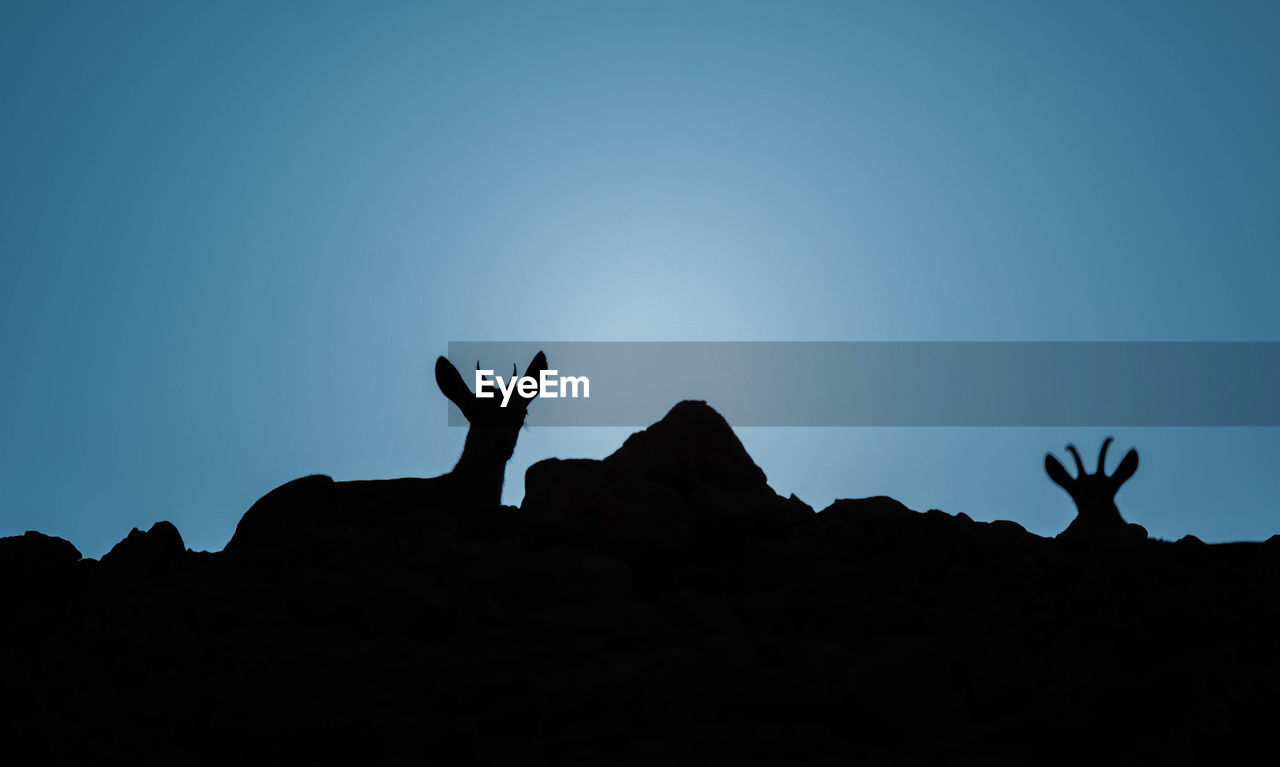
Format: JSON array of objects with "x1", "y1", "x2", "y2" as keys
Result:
[{"x1": 3, "y1": 1, "x2": 1279, "y2": 556}]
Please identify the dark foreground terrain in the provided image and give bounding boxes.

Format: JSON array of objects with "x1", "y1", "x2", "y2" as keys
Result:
[{"x1": 4, "y1": 402, "x2": 1279, "y2": 765}]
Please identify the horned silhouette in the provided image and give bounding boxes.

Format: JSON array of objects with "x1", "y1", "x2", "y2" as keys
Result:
[
  {"x1": 1045, "y1": 437, "x2": 1146, "y2": 543},
  {"x1": 434, "y1": 352, "x2": 548, "y2": 507},
  {"x1": 226, "y1": 351, "x2": 548, "y2": 555}
]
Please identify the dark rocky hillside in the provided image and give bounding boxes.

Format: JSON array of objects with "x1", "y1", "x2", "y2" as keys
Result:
[{"x1": 3, "y1": 401, "x2": 1279, "y2": 765}]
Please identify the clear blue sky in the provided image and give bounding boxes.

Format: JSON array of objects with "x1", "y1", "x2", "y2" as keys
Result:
[{"x1": 3, "y1": 1, "x2": 1279, "y2": 557}]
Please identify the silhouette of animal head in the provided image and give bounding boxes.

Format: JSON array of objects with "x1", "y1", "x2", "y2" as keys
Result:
[
  {"x1": 435, "y1": 351, "x2": 548, "y2": 469},
  {"x1": 1045, "y1": 437, "x2": 1145, "y2": 542}
]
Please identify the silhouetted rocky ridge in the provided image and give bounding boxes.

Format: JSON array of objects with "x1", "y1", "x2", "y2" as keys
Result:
[{"x1": 4, "y1": 401, "x2": 1279, "y2": 765}]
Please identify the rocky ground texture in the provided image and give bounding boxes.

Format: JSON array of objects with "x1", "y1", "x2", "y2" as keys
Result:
[{"x1": 4, "y1": 401, "x2": 1279, "y2": 765}]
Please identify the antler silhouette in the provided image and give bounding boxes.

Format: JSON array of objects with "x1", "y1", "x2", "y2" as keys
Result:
[{"x1": 1045, "y1": 437, "x2": 1146, "y2": 543}]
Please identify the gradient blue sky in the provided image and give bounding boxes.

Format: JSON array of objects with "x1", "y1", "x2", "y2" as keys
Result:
[{"x1": 3, "y1": 1, "x2": 1279, "y2": 557}]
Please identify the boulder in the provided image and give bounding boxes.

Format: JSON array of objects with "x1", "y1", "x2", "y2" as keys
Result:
[
  {"x1": 817, "y1": 496, "x2": 920, "y2": 531},
  {"x1": 455, "y1": 544, "x2": 635, "y2": 606},
  {"x1": 522, "y1": 401, "x2": 811, "y2": 557},
  {"x1": 0, "y1": 531, "x2": 84, "y2": 600},
  {"x1": 522, "y1": 458, "x2": 695, "y2": 558},
  {"x1": 0, "y1": 530, "x2": 82, "y2": 573},
  {"x1": 605, "y1": 400, "x2": 769, "y2": 491},
  {"x1": 100, "y1": 520, "x2": 186, "y2": 574}
]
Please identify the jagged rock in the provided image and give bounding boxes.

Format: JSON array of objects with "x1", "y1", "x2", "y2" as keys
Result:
[
  {"x1": 844, "y1": 631, "x2": 971, "y2": 735},
  {"x1": 816, "y1": 497, "x2": 922, "y2": 537},
  {"x1": 522, "y1": 457, "x2": 695, "y2": 558},
  {"x1": 3, "y1": 401, "x2": 1269, "y2": 765},
  {"x1": 0, "y1": 531, "x2": 83, "y2": 603},
  {"x1": 100, "y1": 520, "x2": 185, "y2": 574},
  {"x1": 523, "y1": 402, "x2": 810, "y2": 557},
  {"x1": 609, "y1": 402, "x2": 813, "y2": 538},
  {"x1": 0, "y1": 530, "x2": 81, "y2": 574},
  {"x1": 606, "y1": 400, "x2": 769, "y2": 490},
  {"x1": 455, "y1": 544, "x2": 635, "y2": 606},
  {"x1": 1058, "y1": 520, "x2": 1149, "y2": 546},
  {"x1": 982, "y1": 519, "x2": 1039, "y2": 547},
  {"x1": 690, "y1": 486, "x2": 814, "y2": 542}
]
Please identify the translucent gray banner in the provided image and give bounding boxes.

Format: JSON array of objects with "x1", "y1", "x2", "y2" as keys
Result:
[{"x1": 445, "y1": 342, "x2": 1280, "y2": 426}]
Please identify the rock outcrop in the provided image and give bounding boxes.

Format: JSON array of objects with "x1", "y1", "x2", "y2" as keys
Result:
[
  {"x1": 522, "y1": 401, "x2": 813, "y2": 559},
  {"x1": 1, "y1": 402, "x2": 1276, "y2": 765}
]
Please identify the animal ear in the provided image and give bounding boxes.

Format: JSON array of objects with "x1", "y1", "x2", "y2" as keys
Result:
[
  {"x1": 434, "y1": 356, "x2": 474, "y2": 417},
  {"x1": 1045, "y1": 454, "x2": 1074, "y2": 491},
  {"x1": 518, "y1": 351, "x2": 548, "y2": 403},
  {"x1": 524, "y1": 351, "x2": 547, "y2": 380},
  {"x1": 1111, "y1": 448, "x2": 1139, "y2": 487}
]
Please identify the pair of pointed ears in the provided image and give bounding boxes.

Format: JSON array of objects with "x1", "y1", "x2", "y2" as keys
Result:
[{"x1": 434, "y1": 351, "x2": 549, "y2": 415}]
